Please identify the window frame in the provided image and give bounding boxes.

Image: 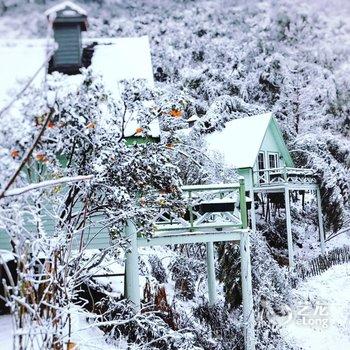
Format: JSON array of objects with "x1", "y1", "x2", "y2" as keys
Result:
[
  {"x1": 258, "y1": 151, "x2": 266, "y2": 170},
  {"x1": 268, "y1": 152, "x2": 279, "y2": 169}
]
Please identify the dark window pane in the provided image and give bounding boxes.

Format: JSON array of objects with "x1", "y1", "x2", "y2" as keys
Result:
[
  {"x1": 258, "y1": 153, "x2": 265, "y2": 170},
  {"x1": 269, "y1": 154, "x2": 277, "y2": 168}
]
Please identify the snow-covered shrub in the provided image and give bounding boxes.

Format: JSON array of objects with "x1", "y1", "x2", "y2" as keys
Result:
[
  {"x1": 149, "y1": 254, "x2": 167, "y2": 284},
  {"x1": 96, "y1": 297, "x2": 198, "y2": 349},
  {"x1": 257, "y1": 218, "x2": 289, "y2": 266},
  {"x1": 169, "y1": 255, "x2": 206, "y2": 300},
  {"x1": 192, "y1": 302, "x2": 244, "y2": 350},
  {"x1": 293, "y1": 133, "x2": 350, "y2": 232},
  {"x1": 0, "y1": 68, "x2": 189, "y2": 348}
]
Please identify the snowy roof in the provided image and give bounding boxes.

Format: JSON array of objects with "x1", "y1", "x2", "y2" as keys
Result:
[
  {"x1": 89, "y1": 36, "x2": 156, "y2": 137},
  {"x1": 0, "y1": 39, "x2": 47, "y2": 111},
  {"x1": 45, "y1": 1, "x2": 87, "y2": 18},
  {"x1": 90, "y1": 36, "x2": 154, "y2": 90},
  {"x1": 205, "y1": 113, "x2": 273, "y2": 169},
  {"x1": 0, "y1": 36, "x2": 159, "y2": 137}
]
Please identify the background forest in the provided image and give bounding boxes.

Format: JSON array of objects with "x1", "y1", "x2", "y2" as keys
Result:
[
  {"x1": 1, "y1": 0, "x2": 349, "y2": 227},
  {"x1": 0, "y1": 0, "x2": 349, "y2": 349}
]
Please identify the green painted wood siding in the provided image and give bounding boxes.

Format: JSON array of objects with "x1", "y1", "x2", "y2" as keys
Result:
[
  {"x1": 0, "y1": 201, "x2": 111, "y2": 251},
  {"x1": 54, "y1": 25, "x2": 81, "y2": 66},
  {"x1": 237, "y1": 168, "x2": 253, "y2": 190},
  {"x1": 0, "y1": 232, "x2": 12, "y2": 250}
]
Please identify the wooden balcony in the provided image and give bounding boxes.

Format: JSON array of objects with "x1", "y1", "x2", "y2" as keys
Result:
[
  {"x1": 253, "y1": 167, "x2": 318, "y2": 189},
  {"x1": 149, "y1": 181, "x2": 248, "y2": 237}
]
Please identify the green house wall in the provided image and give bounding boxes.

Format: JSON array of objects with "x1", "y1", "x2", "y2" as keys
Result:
[
  {"x1": 53, "y1": 24, "x2": 82, "y2": 67},
  {"x1": 0, "y1": 201, "x2": 112, "y2": 251},
  {"x1": 237, "y1": 168, "x2": 253, "y2": 190},
  {"x1": 0, "y1": 136, "x2": 159, "y2": 252}
]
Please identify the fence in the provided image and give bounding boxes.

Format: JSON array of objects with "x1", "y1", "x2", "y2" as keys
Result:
[{"x1": 295, "y1": 246, "x2": 350, "y2": 281}]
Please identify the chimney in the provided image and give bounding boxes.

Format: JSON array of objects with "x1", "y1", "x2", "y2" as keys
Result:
[{"x1": 46, "y1": 1, "x2": 88, "y2": 74}]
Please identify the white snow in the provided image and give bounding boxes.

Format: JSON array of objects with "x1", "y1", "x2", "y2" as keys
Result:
[
  {"x1": 0, "y1": 250, "x2": 15, "y2": 263},
  {"x1": 0, "y1": 311, "x2": 121, "y2": 350},
  {"x1": 0, "y1": 315, "x2": 14, "y2": 350},
  {"x1": 0, "y1": 39, "x2": 47, "y2": 111},
  {"x1": 45, "y1": 1, "x2": 87, "y2": 18},
  {"x1": 279, "y1": 264, "x2": 350, "y2": 350},
  {"x1": 90, "y1": 36, "x2": 154, "y2": 88},
  {"x1": 205, "y1": 112, "x2": 272, "y2": 169}
]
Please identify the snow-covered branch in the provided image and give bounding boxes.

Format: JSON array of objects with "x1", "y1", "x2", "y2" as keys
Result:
[{"x1": 1, "y1": 175, "x2": 94, "y2": 198}]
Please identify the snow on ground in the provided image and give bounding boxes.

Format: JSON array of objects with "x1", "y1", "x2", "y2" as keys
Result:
[
  {"x1": 0, "y1": 315, "x2": 14, "y2": 350},
  {"x1": 279, "y1": 263, "x2": 350, "y2": 350},
  {"x1": 0, "y1": 311, "x2": 123, "y2": 350},
  {"x1": 0, "y1": 245, "x2": 210, "y2": 350}
]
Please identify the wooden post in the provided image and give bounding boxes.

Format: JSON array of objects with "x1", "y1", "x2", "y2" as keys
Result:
[
  {"x1": 124, "y1": 220, "x2": 140, "y2": 312},
  {"x1": 188, "y1": 190, "x2": 194, "y2": 231},
  {"x1": 240, "y1": 230, "x2": 256, "y2": 350},
  {"x1": 239, "y1": 177, "x2": 248, "y2": 229},
  {"x1": 206, "y1": 241, "x2": 216, "y2": 305},
  {"x1": 316, "y1": 188, "x2": 326, "y2": 255},
  {"x1": 283, "y1": 166, "x2": 287, "y2": 182},
  {"x1": 249, "y1": 189, "x2": 256, "y2": 232},
  {"x1": 284, "y1": 187, "x2": 294, "y2": 268}
]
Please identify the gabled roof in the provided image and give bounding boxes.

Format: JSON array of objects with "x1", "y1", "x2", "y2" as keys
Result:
[
  {"x1": 45, "y1": 1, "x2": 87, "y2": 18},
  {"x1": 205, "y1": 113, "x2": 294, "y2": 168}
]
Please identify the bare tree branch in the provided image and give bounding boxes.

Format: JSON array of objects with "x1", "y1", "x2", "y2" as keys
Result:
[{"x1": 0, "y1": 108, "x2": 54, "y2": 199}]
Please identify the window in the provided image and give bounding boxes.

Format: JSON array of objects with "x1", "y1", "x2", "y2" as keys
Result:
[
  {"x1": 258, "y1": 152, "x2": 265, "y2": 170},
  {"x1": 268, "y1": 153, "x2": 279, "y2": 169},
  {"x1": 258, "y1": 152, "x2": 266, "y2": 183}
]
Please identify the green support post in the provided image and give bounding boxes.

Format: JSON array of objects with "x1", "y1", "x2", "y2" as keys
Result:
[
  {"x1": 316, "y1": 188, "x2": 326, "y2": 255},
  {"x1": 206, "y1": 241, "x2": 216, "y2": 305},
  {"x1": 249, "y1": 189, "x2": 256, "y2": 232},
  {"x1": 240, "y1": 230, "x2": 256, "y2": 350},
  {"x1": 239, "y1": 177, "x2": 248, "y2": 229},
  {"x1": 188, "y1": 190, "x2": 194, "y2": 231},
  {"x1": 283, "y1": 166, "x2": 287, "y2": 182},
  {"x1": 284, "y1": 188, "x2": 294, "y2": 268},
  {"x1": 124, "y1": 220, "x2": 140, "y2": 312}
]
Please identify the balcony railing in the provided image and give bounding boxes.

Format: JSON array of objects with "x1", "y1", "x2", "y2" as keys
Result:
[
  {"x1": 253, "y1": 167, "x2": 318, "y2": 187},
  {"x1": 152, "y1": 180, "x2": 248, "y2": 235}
]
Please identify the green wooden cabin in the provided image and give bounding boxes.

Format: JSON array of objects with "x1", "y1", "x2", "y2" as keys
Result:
[{"x1": 206, "y1": 113, "x2": 294, "y2": 190}]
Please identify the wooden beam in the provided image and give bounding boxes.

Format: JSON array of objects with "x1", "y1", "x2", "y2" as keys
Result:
[
  {"x1": 182, "y1": 183, "x2": 240, "y2": 191},
  {"x1": 137, "y1": 230, "x2": 243, "y2": 247},
  {"x1": 253, "y1": 183, "x2": 318, "y2": 193},
  {"x1": 155, "y1": 222, "x2": 242, "y2": 232}
]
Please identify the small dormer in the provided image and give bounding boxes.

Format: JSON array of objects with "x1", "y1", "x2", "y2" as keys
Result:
[{"x1": 46, "y1": 1, "x2": 88, "y2": 74}]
